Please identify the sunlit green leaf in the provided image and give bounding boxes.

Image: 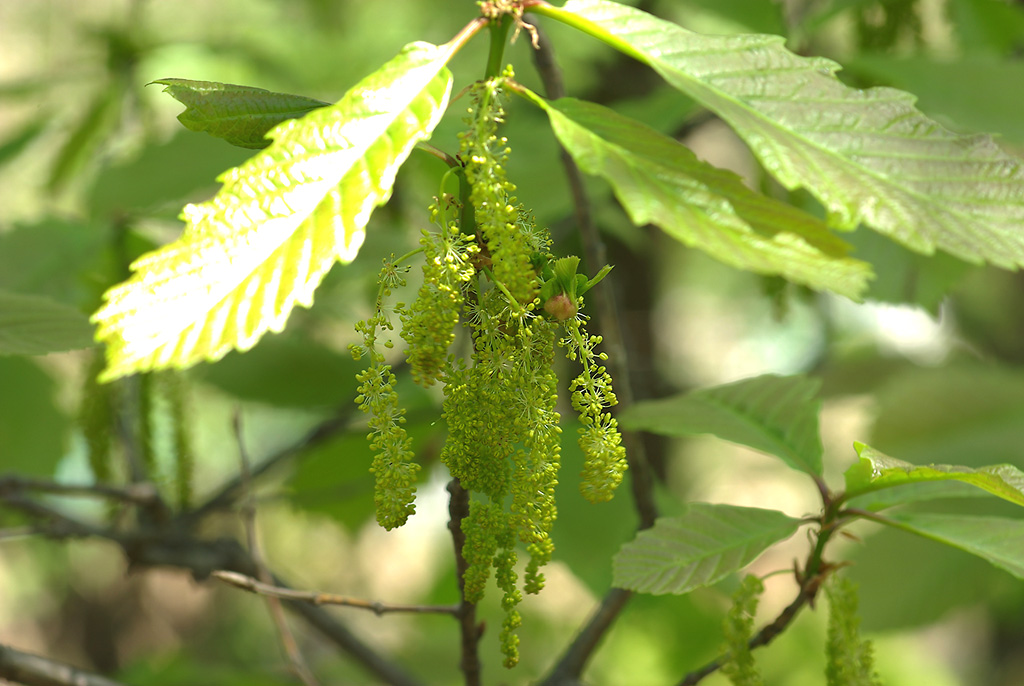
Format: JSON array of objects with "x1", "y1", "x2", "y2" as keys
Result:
[
  {"x1": 881, "y1": 512, "x2": 1024, "y2": 580},
  {"x1": 613, "y1": 503, "x2": 802, "y2": 595},
  {"x1": 546, "y1": 0, "x2": 1024, "y2": 269},
  {"x1": 525, "y1": 94, "x2": 871, "y2": 298},
  {"x1": 843, "y1": 442, "x2": 1024, "y2": 508},
  {"x1": 92, "y1": 42, "x2": 455, "y2": 381},
  {"x1": 0, "y1": 290, "x2": 95, "y2": 355},
  {"x1": 620, "y1": 374, "x2": 824, "y2": 476},
  {"x1": 152, "y1": 78, "x2": 331, "y2": 149}
]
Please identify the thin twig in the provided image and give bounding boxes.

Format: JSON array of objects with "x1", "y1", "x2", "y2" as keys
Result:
[
  {"x1": 0, "y1": 642, "x2": 128, "y2": 686},
  {"x1": 447, "y1": 478, "x2": 482, "y2": 686},
  {"x1": 677, "y1": 582, "x2": 817, "y2": 686},
  {"x1": 213, "y1": 570, "x2": 460, "y2": 616},
  {"x1": 233, "y1": 412, "x2": 320, "y2": 686}
]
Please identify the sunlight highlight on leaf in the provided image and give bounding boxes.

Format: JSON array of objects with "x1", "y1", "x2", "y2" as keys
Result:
[{"x1": 93, "y1": 42, "x2": 454, "y2": 380}]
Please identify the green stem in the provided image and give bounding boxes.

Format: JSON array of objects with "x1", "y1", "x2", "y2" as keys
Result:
[{"x1": 485, "y1": 15, "x2": 512, "y2": 79}]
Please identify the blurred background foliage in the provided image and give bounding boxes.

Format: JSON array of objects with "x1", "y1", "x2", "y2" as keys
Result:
[{"x1": 2, "y1": 0, "x2": 1024, "y2": 684}]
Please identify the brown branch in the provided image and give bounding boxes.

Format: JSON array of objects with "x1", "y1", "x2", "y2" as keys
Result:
[
  {"x1": 447, "y1": 478, "x2": 482, "y2": 686},
  {"x1": 0, "y1": 642, "x2": 127, "y2": 686},
  {"x1": 213, "y1": 570, "x2": 460, "y2": 616}
]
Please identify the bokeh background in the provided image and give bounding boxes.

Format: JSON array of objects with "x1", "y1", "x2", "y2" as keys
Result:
[{"x1": 3, "y1": 0, "x2": 1024, "y2": 684}]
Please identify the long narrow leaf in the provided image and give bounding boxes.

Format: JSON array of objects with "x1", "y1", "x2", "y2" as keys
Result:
[
  {"x1": 881, "y1": 512, "x2": 1024, "y2": 580},
  {"x1": 543, "y1": 0, "x2": 1024, "y2": 269},
  {"x1": 93, "y1": 42, "x2": 454, "y2": 380},
  {"x1": 613, "y1": 503, "x2": 803, "y2": 595},
  {"x1": 844, "y1": 442, "x2": 1024, "y2": 508},
  {"x1": 152, "y1": 79, "x2": 330, "y2": 149},
  {"x1": 620, "y1": 374, "x2": 824, "y2": 476},
  {"x1": 526, "y1": 94, "x2": 871, "y2": 298}
]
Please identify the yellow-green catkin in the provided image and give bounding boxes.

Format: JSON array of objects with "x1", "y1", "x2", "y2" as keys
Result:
[
  {"x1": 720, "y1": 575, "x2": 766, "y2": 686},
  {"x1": 561, "y1": 312, "x2": 628, "y2": 503},
  {"x1": 351, "y1": 258, "x2": 420, "y2": 530},
  {"x1": 400, "y1": 197, "x2": 478, "y2": 387},
  {"x1": 459, "y1": 69, "x2": 539, "y2": 306},
  {"x1": 826, "y1": 576, "x2": 883, "y2": 686},
  {"x1": 434, "y1": 74, "x2": 567, "y2": 668}
]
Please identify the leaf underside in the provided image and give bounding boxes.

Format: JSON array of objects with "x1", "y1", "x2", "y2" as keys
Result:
[
  {"x1": 152, "y1": 79, "x2": 331, "y2": 149},
  {"x1": 620, "y1": 374, "x2": 824, "y2": 476},
  {"x1": 537, "y1": 96, "x2": 871, "y2": 299},
  {"x1": 844, "y1": 442, "x2": 1024, "y2": 508},
  {"x1": 613, "y1": 503, "x2": 802, "y2": 595},
  {"x1": 93, "y1": 42, "x2": 454, "y2": 380},
  {"x1": 559, "y1": 0, "x2": 1024, "y2": 269}
]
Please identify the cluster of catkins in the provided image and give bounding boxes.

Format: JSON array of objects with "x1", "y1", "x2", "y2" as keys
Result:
[{"x1": 351, "y1": 73, "x2": 628, "y2": 667}]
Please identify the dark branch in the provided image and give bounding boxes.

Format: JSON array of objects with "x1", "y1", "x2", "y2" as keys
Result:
[
  {"x1": 447, "y1": 478, "x2": 482, "y2": 686},
  {"x1": 0, "y1": 642, "x2": 127, "y2": 686}
]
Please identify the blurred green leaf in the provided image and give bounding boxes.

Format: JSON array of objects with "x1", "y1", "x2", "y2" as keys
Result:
[
  {"x1": 198, "y1": 331, "x2": 359, "y2": 407},
  {"x1": 882, "y1": 512, "x2": 1024, "y2": 580},
  {"x1": 844, "y1": 228, "x2": 971, "y2": 313},
  {"x1": 870, "y1": 366, "x2": 1024, "y2": 468},
  {"x1": 613, "y1": 503, "x2": 802, "y2": 595},
  {"x1": 0, "y1": 218, "x2": 109, "y2": 307},
  {"x1": 621, "y1": 374, "x2": 824, "y2": 476},
  {"x1": 89, "y1": 131, "x2": 251, "y2": 217},
  {"x1": 844, "y1": 442, "x2": 1024, "y2": 509},
  {"x1": 48, "y1": 83, "x2": 122, "y2": 192},
  {"x1": 0, "y1": 118, "x2": 48, "y2": 168},
  {"x1": 0, "y1": 357, "x2": 68, "y2": 477},
  {"x1": 0, "y1": 290, "x2": 96, "y2": 355},
  {"x1": 152, "y1": 78, "x2": 330, "y2": 149},
  {"x1": 947, "y1": 0, "x2": 1024, "y2": 56},
  {"x1": 552, "y1": 420, "x2": 638, "y2": 592}
]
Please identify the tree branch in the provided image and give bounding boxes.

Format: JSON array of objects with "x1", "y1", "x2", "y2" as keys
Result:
[
  {"x1": 0, "y1": 642, "x2": 127, "y2": 686},
  {"x1": 213, "y1": 570, "x2": 460, "y2": 616},
  {"x1": 447, "y1": 478, "x2": 482, "y2": 686}
]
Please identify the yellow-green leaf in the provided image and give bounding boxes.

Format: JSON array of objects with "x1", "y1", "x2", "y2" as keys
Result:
[{"x1": 93, "y1": 42, "x2": 454, "y2": 380}]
